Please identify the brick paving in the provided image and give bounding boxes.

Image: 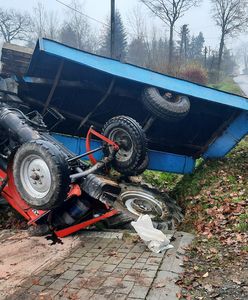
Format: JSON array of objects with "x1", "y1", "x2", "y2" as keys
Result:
[{"x1": 6, "y1": 231, "x2": 194, "y2": 300}]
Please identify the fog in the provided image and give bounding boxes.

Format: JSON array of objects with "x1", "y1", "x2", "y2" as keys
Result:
[{"x1": 0, "y1": 0, "x2": 247, "y2": 50}]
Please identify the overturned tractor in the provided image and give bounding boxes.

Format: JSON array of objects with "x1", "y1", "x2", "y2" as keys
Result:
[
  {"x1": 1, "y1": 39, "x2": 247, "y2": 238},
  {"x1": 0, "y1": 79, "x2": 185, "y2": 237}
]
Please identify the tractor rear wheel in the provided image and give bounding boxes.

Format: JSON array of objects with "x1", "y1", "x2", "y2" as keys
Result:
[{"x1": 117, "y1": 183, "x2": 184, "y2": 230}]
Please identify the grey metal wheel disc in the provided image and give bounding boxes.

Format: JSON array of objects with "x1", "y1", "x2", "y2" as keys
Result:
[
  {"x1": 119, "y1": 189, "x2": 164, "y2": 219},
  {"x1": 19, "y1": 154, "x2": 52, "y2": 199},
  {"x1": 108, "y1": 128, "x2": 134, "y2": 162}
]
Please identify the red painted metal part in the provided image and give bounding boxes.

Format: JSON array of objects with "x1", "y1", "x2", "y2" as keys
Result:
[
  {"x1": 0, "y1": 164, "x2": 84, "y2": 223},
  {"x1": 0, "y1": 165, "x2": 119, "y2": 237},
  {"x1": 67, "y1": 184, "x2": 82, "y2": 198},
  {"x1": 0, "y1": 166, "x2": 47, "y2": 221},
  {"x1": 0, "y1": 129, "x2": 120, "y2": 237},
  {"x1": 1, "y1": 166, "x2": 119, "y2": 235},
  {"x1": 55, "y1": 209, "x2": 119, "y2": 238},
  {"x1": 86, "y1": 127, "x2": 119, "y2": 165}
]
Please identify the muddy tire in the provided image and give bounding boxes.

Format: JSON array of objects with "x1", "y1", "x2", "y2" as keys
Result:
[
  {"x1": 102, "y1": 116, "x2": 147, "y2": 176},
  {"x1": 131, "y1": 154, "x2": 149, "y2": 176},
  {"x1": 117, "y1": 183, "x2": 184, "y2": 230},
  {"x1": 142, "y1": 87, "x2": 190, "y2": 121},
  {"x1": 123, "y1": 154, "x2": 149, "y2": 177},
  {"x1": 13, "y1": 140, "x2": 70, "y2": 210}
]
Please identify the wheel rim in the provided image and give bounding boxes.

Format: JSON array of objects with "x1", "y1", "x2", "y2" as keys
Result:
[
  {"x1": 108, "y1": 128, "x2": 134, "y2": 162},
  {"x1": 19, "y1": 154, "x2": 52, "y2": 199},
  {"x1": 120, "y1": 190, "x2": 164, "y2": 219}
]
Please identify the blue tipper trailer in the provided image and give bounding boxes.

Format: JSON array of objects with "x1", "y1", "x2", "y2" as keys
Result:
[{"x1": 18, "y1": 38, "x2": 248, "y2": 175}]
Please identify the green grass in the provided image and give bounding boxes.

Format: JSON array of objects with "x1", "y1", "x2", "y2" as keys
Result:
[
  {"x1": 142, "y1": 170, "x2": 181, "y2": 191},
  {"x1": 210, "y1": 78, "x2": 244, "y2": 95},
  {"x1": 236, "y1": 222, "x2": 248, "y2": 232},
  {"x1": 241, "y1": 245, "x2": 248, "y2": 252},
  {"x1": 239, "y1": 214, "x2": 248, "y2": 221},
  {"x1": 236, "y1": 213, "x2": 248, "y2": 232}
]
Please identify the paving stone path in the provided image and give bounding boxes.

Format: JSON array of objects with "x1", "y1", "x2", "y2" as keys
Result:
[{"x1": 7, "y1": 231, "x2": 194, "y2": 300}]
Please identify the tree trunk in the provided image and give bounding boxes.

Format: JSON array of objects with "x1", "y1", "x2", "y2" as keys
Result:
[
  {"x1": 217, "y1": 32, "x2": 225, "y2": 80},
  {"x1": 244, "y1": 55, "x2": 248, "y2": 70},
  {"x1": 168, "y1": 24, "x2": 174, "y2": 72}
]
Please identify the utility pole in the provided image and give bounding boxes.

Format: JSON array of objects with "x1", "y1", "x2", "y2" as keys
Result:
[{"x1": 110, "y1": 0, "x2": 116, "y2": 58}]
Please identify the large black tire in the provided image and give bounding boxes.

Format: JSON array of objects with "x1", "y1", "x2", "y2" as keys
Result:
[
  {"x1": 13, "y1": 140, "x2": 70, "y2": 210},
  {"x1": 102, "y1": 116, "x2": 147, "y2": 176},
  {"x1": 142, "y1": 87, "x2": 190, "y2": 121},
  {"x1": 117, "y1": 183, "x2": 184, "y2": 230},
  {"x1": 124, "y1": 154, "x2": 149, "y2": 177}
]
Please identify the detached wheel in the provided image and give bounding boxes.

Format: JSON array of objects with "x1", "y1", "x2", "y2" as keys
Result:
[
  {"x1": 13, "y1": 140, "x2": 70, "y2": 210},
  {"x1": 102, "y1": 116, "x2": 147, "y2": 176},
  {"x1": 142, "y1": 87, "x2": 190, "y2": 121}
]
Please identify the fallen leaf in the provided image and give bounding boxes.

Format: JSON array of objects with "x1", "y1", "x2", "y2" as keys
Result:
[
  {"x1": 231, "y1": 278, "x2": 242, "y2": 285},
  {"x1": 183, "y1": 256, "x2": 189, "y2": 262},
  {"x1": 204, "y1": 284, "x2": 213, "y2": 292}
]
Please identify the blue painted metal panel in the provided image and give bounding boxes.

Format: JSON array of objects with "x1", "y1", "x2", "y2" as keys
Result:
[
  {"x1": 148, "y1": 150, "x2": 195, "y2": 174},
  {"x1": 53, "y1": 133, "x2": 103, "y2": 161},
  {"x1": 28, "y1": 38, "x2": 248, "y2": 111},
  {"x1": 52, "y1": 133, "x2": 195, "y2": 174},
  {"x1": 204, "y1": 112, "x2": 248, "y2": 158}
]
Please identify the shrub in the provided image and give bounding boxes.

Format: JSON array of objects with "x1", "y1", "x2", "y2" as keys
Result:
[{"x1": 179, "y1": 63, "x2": 208, "y2": 85}]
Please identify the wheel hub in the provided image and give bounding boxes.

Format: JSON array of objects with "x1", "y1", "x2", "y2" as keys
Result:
[
  {"x1": 20, "y1": 154, "x2": 52, "y2": 198},
  {"x1": 120, "y1": 190, "x2": 164, "y2": 219},
  {"x1": 108, "y1": 128, "x2": 133, "y2": 162}
]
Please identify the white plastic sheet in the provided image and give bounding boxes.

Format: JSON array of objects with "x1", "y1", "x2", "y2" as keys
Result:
[{"x1": 131, "y1": 215, "x2": 173, "y2": 253}]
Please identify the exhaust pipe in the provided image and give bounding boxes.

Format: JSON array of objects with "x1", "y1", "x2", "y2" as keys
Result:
[{"x1": 0, "y1": 106, "x2": 41, "y2": 144}]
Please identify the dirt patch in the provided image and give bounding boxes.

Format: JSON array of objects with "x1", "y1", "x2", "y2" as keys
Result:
[{"x1": 0, "y1": 230, "x2": 80, "y2": 298}]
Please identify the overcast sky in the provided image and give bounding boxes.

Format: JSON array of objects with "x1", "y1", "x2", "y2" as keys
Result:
[{"x1": 0, "y1": 0, "x2": 246, "y2": 50}]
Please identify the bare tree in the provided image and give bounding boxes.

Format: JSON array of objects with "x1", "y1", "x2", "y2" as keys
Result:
[
  {"x1": 58, "y1": 0, "x2": 97, "y2": 52},
  {"x1": 211, "y1": 0, "x2": 248, "y2": 76},
  {"x1": 0, "y1": 8, "x2": 32, "y2": 43},
  {"x1": 32, "y1": 2, "x2": 60, "y2": 40},
  {"x1": 126, "y1": 5, "x2": 150, "y2": 66},
  {"x1": 140, "y1": 0, "x2": 201, "y2": 67},
  {"x1": 47, "y1": 11, "x2": 60, "y2": 40},
  {"x1": 33, "y1": 2, "x2": 47, "y2": 38},
  {"x1": 127, "y1": 4, "x2": 147, "y2": 40},
  {"x1": 66, "y1": 0, "x2": 91, "y2": 51}
]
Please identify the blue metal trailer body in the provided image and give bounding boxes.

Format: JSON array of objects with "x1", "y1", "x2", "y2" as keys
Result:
[{"x1": 18, "y1": 38, "x2": 248, "y2": 174}]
